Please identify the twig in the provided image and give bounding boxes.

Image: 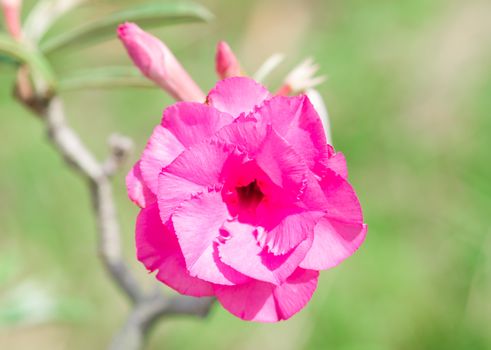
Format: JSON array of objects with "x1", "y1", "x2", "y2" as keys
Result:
[
  {"x1": 20, "y1": 93, "x2": 214, "y2": 349},
  {"x1": 103, "y1": 133, "x2": 134, "y2": 177},
  {"x1": 110, "y1": 293, "x2": 213, "y2": 350}
]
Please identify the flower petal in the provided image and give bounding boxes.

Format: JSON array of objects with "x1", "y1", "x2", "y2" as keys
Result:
[
  {"x1": 257, "y1": 207, "x2": 323, "y2": 255},
  {"x1": 300, "y1": 217, "x2": 367, "y2": 270},
  {"x1": 140, "y1": 125, "x2": 184, "y2": 194},
  {"x1": 218, "y1": 220, "x2": 313, "y2": 285},
  {"x1": 214, "y1": 120, "x2": 267, "y2": 155},
  {"x1": 207, "y1": 77, "x2": 271, "y2": 117},
  {"x1": 158, "y1": 140, "x2": 239, "y2": 223},
  {"x1": 214, "y1": 268, "x2": 318, "y2": 322},
  {"x1": 299, "y1": 167, "x2": 366, "y2": 270},
  {"x1": 140, "y1": 103, "x2": 233, "y2": 195},
  {"x1": 172, "y1": 190, "x2": 249, "y2": 285},
  {"x1": 321, "y1": 168, "x2": 363, "y2": 222},
  {"x1": 215, "y1": 280, "x2": 279, "y2": 322},
  {"x1": 252, "y1": 128, "x2": 318, "y2": 254},
  {"x1": 255, "y1": 127, "x2": 308, "y2": 197},
  {"x1": 161, "y1": 102, "x2": 234, "y2": 147},
  {"x1": 272, "y1": 268, "x2": 319, "y2": 320},
  {"x1": 136, "y1": 204, "x2": 214, "y2": 297},
  {"x1": 325, "y1": 145, "x2": 348, "y2": 179},
  {"x1": 253, "y1": 95, "x2": 329, "y2": 176},
  {"x1": 126, "y1": 161, "x2": 156, "y2": 208}
]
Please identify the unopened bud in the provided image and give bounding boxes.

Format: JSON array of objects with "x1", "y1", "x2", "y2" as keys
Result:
[
  {"x1": 118, "y1": 22, "x2": 205, "y2": 102},
  {"x1": 215, "y1": 41, "x2": 242, "y2": 79},
  {"x1": 1, "y1": 0, "x2": 22, "y2": 40}
]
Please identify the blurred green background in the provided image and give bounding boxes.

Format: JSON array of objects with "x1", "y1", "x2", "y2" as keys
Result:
[{"x1": 1, "y1": 0, "x2": 491, "y2": 349}]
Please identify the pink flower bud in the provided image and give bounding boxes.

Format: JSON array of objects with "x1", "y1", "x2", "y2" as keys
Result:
[
  {"x1": 117, "y1": 22, "x2": 205, "y2": 102},
  {"x1": 1, "y1": 0, "x2": 22, "y2": 40},
  {"x1": 215, "y1": 41, "x2": 242, "y2": 79}
]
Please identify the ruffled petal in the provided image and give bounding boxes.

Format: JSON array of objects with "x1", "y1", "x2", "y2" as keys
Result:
[
  {"x1": 136, "y1": 204, "x2": 214, "y2": 296},
  {"x1": 140, "y1": 125, "x2": 184, "y2": 194},
  {"x1": 299, "y1": 167, "x2": 366, "y2": 270},
  {"x1": 140, "y1": 103, "x2": 233, "y2": 195},
  {"x1": 161, "y1": 102, "x2": 234, "y2": 147},
  {"x1": 214, "y1": 120, "x2": 267, "y2": 155},
  {"x1": 326, "y1": 152, "x2": 348, "y2": 179},
  {"x1": 257, "y1": 208, "x2": 323, "y2": 255},
  {"x1": 325, "y1": 145, "x2": 348, "y2": 179},
  {"x1": 218, "y1": 220, "x2": 313, "y2": 285},
  {"x1": 126, "y1": 161, "x2": 156, "y2": 208},
  {"x1": 321, "y1": 168, "x2": 363, "y2": 223},
  {"x1": 171, "y1": 190, "x2": 249, "y2": 285},
  {"x1": 255, "y1": 127, "x2": 308, "y2": 198},
  {"x1": 207, "y1": 77, "x2": 271, "y2": 117},
  {"x1": 253, "y1": 95, "x2": 329, "y2": 176},
  {"x1": 158, "y1": 140, "x2": 240, "y2": 223},
  {"x1": 300, "y1": 217, "x2": 367, "y2": 270},
  {"x1": 214, "y1": 268, "x2": 318, "y2": 322},
  {"x1": 215, "y1": 280, "x2": 279, "y2": 322},
  {"x1": 220, "y1": 125, "x2": 319, "y2": 255},
  {"x1": 252, "y1": 128, "x2": 316, "y2": 254},
  {"x1": 272, "y1": 268, "x2": 319, "y2": 320}
]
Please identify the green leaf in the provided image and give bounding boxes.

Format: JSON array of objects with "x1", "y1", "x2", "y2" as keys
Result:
[
  {"x1": 0, "y1": 33, "x2": 56, "y2": 89},
  {"x1": 58, "y1": 66, "x2": 155, "y2": 91},
  {"x1": 23, "y1": 0, "x2": 89, "y2": 43},
  {"x1": 40, "y1": 2, "x2": 213, "y2": 55},
  {"x1": 0, "y1": 54, "x2": 19, "y2": 66}
]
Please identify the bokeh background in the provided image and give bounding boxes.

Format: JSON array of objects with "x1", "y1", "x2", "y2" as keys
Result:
[{"x1": 1, "y1": 0, "x2": 491, "y2": 349}]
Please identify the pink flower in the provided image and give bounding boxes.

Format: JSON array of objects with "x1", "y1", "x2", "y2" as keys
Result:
[
  {"x1": 215, "y1": 41, "x2": 242, "y2": 79},
  {"x1": 1, "y1": 0, "x2": 22, "y2": 40},
  {"x1": 127, "y1": 77, "x2": 366, "y2": 322},
  {"x1": 117, "y1": 22, "x2": 205, "y2": 102}
]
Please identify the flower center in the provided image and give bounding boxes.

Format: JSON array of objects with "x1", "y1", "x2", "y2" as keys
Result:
[{"x1": 236, "y1": 179, "x2": 264, "y2": 210}]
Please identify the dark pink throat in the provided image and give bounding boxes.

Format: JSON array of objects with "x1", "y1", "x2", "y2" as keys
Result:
[{"x1": 236, "y1": 179, "x2": 264, "y2": 210}]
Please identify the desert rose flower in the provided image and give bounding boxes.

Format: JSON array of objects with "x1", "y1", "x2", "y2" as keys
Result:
[
  {"x1": 1, "y1": 0, "x2": 22, "y2": 40},
  {"x1": 118, "y1": 22, "x2": 205, "y2": 102},
  {"x1": 215, "y1": 41, "x2": 242, "y2": 79},
  {"x1": 126, "y1": 77, "x2": 367, "y2": 322}
]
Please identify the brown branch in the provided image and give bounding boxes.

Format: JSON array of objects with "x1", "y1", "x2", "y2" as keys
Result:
[
  {"x1": 110, "y1": 294, "x2": 214, "y2": 350},
  {"x1": 103, "y1": 133, "x2": 133, "y2": 177},
  {"x1": 22, "y1": 94, "x2": 214, "y2": 349}
]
